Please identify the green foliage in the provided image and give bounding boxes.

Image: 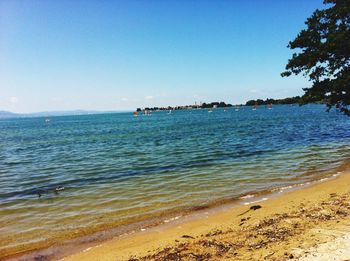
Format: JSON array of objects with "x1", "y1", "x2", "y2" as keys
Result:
[
  {"x1": 201, "y1": 102, "x2": 232, "y2": 108},
  {"x1": 245, "y1": 96, "x2": 302, "y2": 106},
  {"x1": 282, "y1": 0, "x2": 350, "y2": 115},
  {"x1": 137, "y1": 101, "x2": 233, "y2": 111}
]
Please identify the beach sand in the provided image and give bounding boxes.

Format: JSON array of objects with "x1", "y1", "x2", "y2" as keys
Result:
[{"x1": 59, "y1": 167, "x2": 350, "y2": 261}]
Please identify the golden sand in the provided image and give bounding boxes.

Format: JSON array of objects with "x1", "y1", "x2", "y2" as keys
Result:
[{"x1": 60, "y1": 168, "x2": 350, "y2": 261}]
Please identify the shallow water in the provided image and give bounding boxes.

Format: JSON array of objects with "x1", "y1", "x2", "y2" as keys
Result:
[{"x1": 1, "y1": 104, "x2": 350, "y2": 257}]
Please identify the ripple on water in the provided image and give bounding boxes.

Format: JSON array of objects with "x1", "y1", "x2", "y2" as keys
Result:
[{"x1": 0, "y1": 105, "x2": 350, "y2": 257}]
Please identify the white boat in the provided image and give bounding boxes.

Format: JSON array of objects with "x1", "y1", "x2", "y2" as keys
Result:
[{"x1": 144, "y1": 110, "x2": 151, "y2": 116}]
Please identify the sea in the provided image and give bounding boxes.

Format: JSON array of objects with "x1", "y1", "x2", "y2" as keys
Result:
[{"x1": 1, "y1": 104, "x2": 350, "y2": 259}]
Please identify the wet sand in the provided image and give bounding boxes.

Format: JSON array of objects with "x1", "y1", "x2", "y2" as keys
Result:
[{"x1": 58, "y1": 168, "x2": 350, "y2": 261}]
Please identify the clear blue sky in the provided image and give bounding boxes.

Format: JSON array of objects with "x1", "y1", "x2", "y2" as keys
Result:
[{"x1": 0, "y1": 0, "x2": 324, "y2": 113}]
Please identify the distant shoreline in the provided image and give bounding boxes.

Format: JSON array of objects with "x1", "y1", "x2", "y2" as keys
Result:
[
  {"x1": 0, "y1": 95, "x2": 323, "y2": 118},
  {"x1": 135, "y1": 96, "x2": 326, "y2": 112}
]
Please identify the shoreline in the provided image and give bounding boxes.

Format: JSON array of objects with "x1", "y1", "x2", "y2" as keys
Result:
[
  {"x1": 61, "y1": 165, "x2": 350, "y2": 260},
  {"x1": 4, "y1": 160, "x2": 350, "y2": 261}
]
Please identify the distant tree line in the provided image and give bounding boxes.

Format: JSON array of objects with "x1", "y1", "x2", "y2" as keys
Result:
[
  {"x1": 136, "y1": 97, "x2": 332, "y2": 112},
  {"x1": 200, "y1": 102, "x2": 233, "y2": 108},
  {"x1": 136, "y1": 101, "x2": 234, "y2": 112},
  {"x1": 245, "y1": 96, "x2": 302, "y2": 106}
]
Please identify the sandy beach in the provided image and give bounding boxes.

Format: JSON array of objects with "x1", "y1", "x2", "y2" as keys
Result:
[{"x1": 55, "y1": 163, "x2": 350, "y2": 261}]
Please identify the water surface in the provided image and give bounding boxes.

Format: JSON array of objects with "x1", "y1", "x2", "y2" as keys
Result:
[{"x1": 1, "y1": 104, "x2": 350, "y2": 257}]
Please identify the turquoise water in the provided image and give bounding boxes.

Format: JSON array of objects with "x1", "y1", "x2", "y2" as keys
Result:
[{"x1": 1, "y1": 104, "x2": 350, "y2": 257}]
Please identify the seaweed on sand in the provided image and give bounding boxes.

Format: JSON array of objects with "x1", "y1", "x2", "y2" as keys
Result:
[{"x1": 127, "y1": 192, "x2": 350, "y2": 261}]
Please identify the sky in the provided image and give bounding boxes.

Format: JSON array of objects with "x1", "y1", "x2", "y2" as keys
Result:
[{"x1": 0, "y1": 0, "x2": 325, "y2": 113}]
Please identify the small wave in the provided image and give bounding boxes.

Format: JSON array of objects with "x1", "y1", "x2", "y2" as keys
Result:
[
  {"x1": 163, "y1": 216, "x2": 182, "y2": 223},
  {"x1": 333, "y1": 171, "x2": 342, "y2": 177},
  {"x1": 280, "y1": 185, "x2": 293, "y2": 190},
  {"x1": 243, "y1": 197, "x2": 268, "y2": 205},
  {"x1": 240, "y1": 194, "x2": 255, "y2": 199}
]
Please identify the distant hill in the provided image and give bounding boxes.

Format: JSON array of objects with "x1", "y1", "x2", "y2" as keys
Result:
[
  {"x1": 0, "y1": 110, "x2": 125, "y2": 119},
  {"x1": 0, "y1": 111, "x2": 20, "y2": 119},
  {"x1": 26, "y1": 110, "x2": 104, "y2": 117}
]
